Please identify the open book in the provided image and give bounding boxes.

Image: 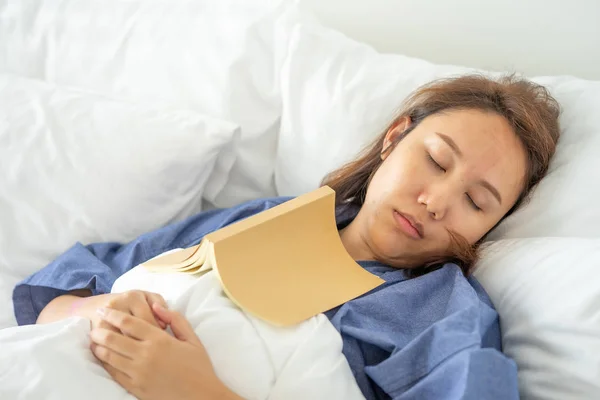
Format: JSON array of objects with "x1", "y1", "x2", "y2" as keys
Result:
[{"x1": 142, "y1": 186, "x2": 385, "y2": 326}]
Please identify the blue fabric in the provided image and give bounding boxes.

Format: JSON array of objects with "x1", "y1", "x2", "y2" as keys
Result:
[{"x1": 13, "y1": 197, "x2": 519, "y2": 400}]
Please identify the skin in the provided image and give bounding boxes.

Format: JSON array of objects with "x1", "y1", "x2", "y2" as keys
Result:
[{"x1": 38, "y1": 108, "x2": 528, "y2": 400}]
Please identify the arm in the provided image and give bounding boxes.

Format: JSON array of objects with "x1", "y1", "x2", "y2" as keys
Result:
[
  {"x1": 13, "y1": 199, "x2": 287, "y2": 326},
  {"x1": 36, "y1": 289, "x2": 92, "y2": 324},
  {"x1": 13, "y1": 197, "x2": 290, "y2": 326}
]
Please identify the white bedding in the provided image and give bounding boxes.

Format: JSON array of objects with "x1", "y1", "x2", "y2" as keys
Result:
[{"x1": 0, "y1": 261, "x2": 365, "y2": 400}]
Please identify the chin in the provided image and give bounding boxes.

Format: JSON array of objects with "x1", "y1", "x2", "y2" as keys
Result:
[
  {"x1": 371, "y1": 231, "x2": 413, "y2": 265},
  {"x1": 372, "y1": 232, "x2": 445, "y2": 268}
]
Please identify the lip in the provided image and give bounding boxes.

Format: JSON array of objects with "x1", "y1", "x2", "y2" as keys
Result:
[{"x1": 393, "y1": 210, "x2": 425, "y2": 239}]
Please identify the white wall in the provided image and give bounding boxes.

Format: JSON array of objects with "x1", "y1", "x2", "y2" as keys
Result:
[{"x1": 299, "y1": 0, "x2": 600, "y2": 80}]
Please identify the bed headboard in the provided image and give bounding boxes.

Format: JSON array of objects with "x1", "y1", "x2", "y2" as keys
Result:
[{"x1": 298, "y1": 0, "x2": 600, "y2": 81}]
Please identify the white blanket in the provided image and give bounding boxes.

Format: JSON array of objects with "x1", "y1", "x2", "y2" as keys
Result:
[{"x1": 0, "y1": 263, "x2": 365, "y2": 400}]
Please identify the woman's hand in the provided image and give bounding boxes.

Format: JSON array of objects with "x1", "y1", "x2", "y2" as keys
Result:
[
  {"x1": 74, "y1": 290, "x2": 168, "y2": 332},
  {"x1": 89, "y1": 304, "x2": 243, "y2": 400}
]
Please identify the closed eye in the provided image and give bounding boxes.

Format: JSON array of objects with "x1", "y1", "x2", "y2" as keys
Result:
[
  {"x1": 466, "y1": 194, "x2": 482, "y2": 211},
  {"x1": 427, "y1": 153, "x2": 446, "y2": 172}
]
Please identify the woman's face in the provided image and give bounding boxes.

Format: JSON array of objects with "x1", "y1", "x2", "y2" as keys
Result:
[{"x1": 350, "y1": 108, "x2": 528, "y2": 267}]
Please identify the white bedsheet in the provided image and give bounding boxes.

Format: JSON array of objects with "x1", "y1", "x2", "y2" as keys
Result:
[{"x1": 0, "y1": 264, "x2": 365, "y2": 400}]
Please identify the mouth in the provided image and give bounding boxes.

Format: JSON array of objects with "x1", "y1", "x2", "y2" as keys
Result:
[{"x1": 393, "y1": 210, "x2": 425, "y2": 239}]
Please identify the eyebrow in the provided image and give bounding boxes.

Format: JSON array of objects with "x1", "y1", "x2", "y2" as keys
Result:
[
  {"x1": 479, "y1": 180, "x2": 503, "y2": 205},
  {"x1": 435, "y1": 132, "x2": 463, "y2": 158},
  {"x1": 435, "y1": 132, "x2": 503, "y2": 205}
]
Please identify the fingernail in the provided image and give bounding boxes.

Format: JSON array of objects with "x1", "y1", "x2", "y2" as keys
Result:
[{"x1": 96, "y1": 308, "x2": 106, "y2": 318}]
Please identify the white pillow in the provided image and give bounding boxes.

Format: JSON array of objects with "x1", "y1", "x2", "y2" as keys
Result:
[
  {"x1": 275, "y1": 16, "x2": 600, "y2": 239},
  {"x1": 0, "y1": 73, "x2": 239, "y2": 327},
  {"x1": 488, "y1": 77, "x2": 600, "y2": 239},
  {"x1": 474, "y1": 238, "x2": 600, "y2": 399},
  {"x1": 0, "y1": 0, "x2": 299, "y2": 207}
]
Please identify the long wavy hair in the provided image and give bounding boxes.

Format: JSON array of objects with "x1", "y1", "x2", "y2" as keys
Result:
[{"x1": 322, "y1": 74, "x2": 560, "y2": 276}]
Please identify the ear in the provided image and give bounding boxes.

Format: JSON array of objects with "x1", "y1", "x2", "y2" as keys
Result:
[{"x1": 381, "y1": 116, "x2": 411, "y2": 160}]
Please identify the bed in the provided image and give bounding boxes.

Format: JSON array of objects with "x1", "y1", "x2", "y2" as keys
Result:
[{"x1": 0, "y1": 0, "x2": 599, "y2": 398}]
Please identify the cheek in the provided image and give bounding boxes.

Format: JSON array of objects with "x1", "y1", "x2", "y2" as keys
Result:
[{"x1": 368, "y1": 151, "x2": 424, "y2": 198}]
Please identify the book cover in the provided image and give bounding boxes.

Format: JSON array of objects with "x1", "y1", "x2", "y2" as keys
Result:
[{"x1": 142, "y1": 186, "x2": 385, "y2": 326}]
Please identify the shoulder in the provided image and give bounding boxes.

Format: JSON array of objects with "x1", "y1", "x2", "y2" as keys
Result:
[
  {"x1": 373, "y1": 263, "x2": 497, "y2": 314},
  {"x1": 427, "y1": 263, "x2": 499, "y2": 318}
]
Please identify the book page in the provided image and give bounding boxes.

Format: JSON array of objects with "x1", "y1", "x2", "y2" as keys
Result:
[{"x1": 143, "y1": 240, "x2": 206, "y2": 272}]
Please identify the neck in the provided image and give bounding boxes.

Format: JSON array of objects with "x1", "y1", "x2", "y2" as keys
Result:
[{"x1": 339, "y1": 218, "x2": 376, "y2": 262}]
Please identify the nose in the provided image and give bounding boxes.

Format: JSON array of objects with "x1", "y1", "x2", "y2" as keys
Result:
[
  {"x1": 418, "y1": 183, "x2": 454, "y2": 221},
  {"x1": 419, "y1": 196, "x2": 445, "y2": 220}
]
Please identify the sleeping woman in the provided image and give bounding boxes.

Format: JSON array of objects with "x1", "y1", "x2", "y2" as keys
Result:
[{"x1": 12, "y1": 74, "x2": 560, "y2": 400}]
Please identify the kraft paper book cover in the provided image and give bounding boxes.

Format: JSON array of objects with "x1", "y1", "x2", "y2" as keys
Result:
[{"x1": 143, "y1": 186, "x2": 384, "y2": 326}]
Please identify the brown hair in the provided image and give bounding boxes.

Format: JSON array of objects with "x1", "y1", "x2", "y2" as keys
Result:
[{"x1": 322, "y1": 74, "x2": 560, "y2": 275}]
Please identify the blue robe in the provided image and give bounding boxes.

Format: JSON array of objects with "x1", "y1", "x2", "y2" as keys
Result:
[{"x1": 13, "y1": 196, "x2": 519, "y2": 399}]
